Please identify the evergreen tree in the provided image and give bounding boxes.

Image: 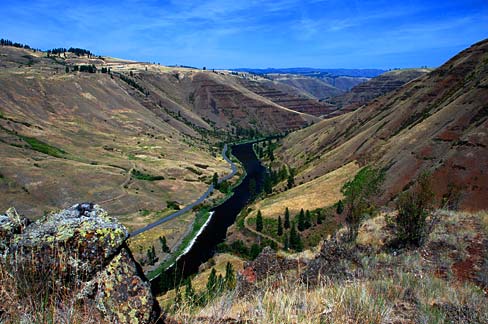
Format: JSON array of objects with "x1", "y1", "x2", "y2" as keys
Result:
[
  {"x1": 146, "y1": 245, "x2": 156, "y2": 265},
  {"x1": 279, "y1": 165, "x2": 288, "y2": 181},
  {"x1": 159, "y1": 236, "x2": 170, "y2": 253},
  {"x1": 297, "y1": 208, "x2": 306, "y2": 231},
  {"x1": 250, "y1": 244, "x2": 261, "y2": 259},
  {"x1": 316, "y1": 210, "x2": 323, "y2": 224},
  {"x1": 277, "y1": 215, "x2": 283, "y2": 236},
  {"x1": 284, "y1": 207, "x2": 290, "y2": 229},
  {"x1": 284, "y1": 234, "x2": 289, "y2": 250},
  {"x1": 289, "y1": 224, "x2": 303, "y2": 252},
  {"x1": 256, "y1": 210, "x2": 263, "y2": 232},
  {"x1": 287, "y1": 173, "x2": 295, "y2": 189},
  {"x1": 217, "y1": 274, "x2": 224, "y2": 293},
  {"x1": 206, "y1": 268, "x2": 217, "y2": 296},
  {"x1": 212, "y1": 172, "x2": 219, "y2": 188},
  {"x1": 264, "y1": 173, "x2": 272, "y2": 194},
  {"x1": 305, "y1": 210, "x2": 312, "y2": 229},
  {"x1": 336, "y1": 200, "x2": 344, "y2": 215},
  {"x1": 185, "y1": 279, "x2": 195, "y2": 303},
  {"x1": 224, "y1": 262, "x2": 236, "y2": 289}
]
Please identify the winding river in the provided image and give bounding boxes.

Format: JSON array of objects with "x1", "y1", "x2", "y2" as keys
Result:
[{"x1": 152, "y1": 142, "x2": 266, "y2": 293}]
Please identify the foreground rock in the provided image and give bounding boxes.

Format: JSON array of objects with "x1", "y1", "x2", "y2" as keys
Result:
[{"x1": 0, "y1": 203, "x2": 160, "y2": 324}]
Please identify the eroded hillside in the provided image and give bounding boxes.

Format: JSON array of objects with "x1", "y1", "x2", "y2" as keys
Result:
[
  {"x1": 277, "y1": 39, "x2": 488, "y2": 210},
  {"x1": 330, "y1": 68, "x2": 430, "y2": 114},
  {"x1": 0, "y1": 46, "x2": 317, "y2": 229}
]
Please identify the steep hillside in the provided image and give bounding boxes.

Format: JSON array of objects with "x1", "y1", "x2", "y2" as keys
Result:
[
  {"x1": 330, "y1": 68, "x2": 430, "y2": 114},
  {"x1": 265, "y1": 74, "x2": 345, "y2": 100},
  {"x1": 236, "y1": 77, "x2": 336, "y2": 117},
  {"x1": 277, "y1": 39, "x2": 488, "y2": 210},
  {"x1": 0, "y1": 46, "x2": 315, "y2": 228}
]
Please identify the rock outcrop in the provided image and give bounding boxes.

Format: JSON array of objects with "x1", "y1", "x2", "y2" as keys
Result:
[
  {"x1": 0, "y1": 203, "x2": 160, "y2": 324},
  {"x1": 236, "y1": 247, "x2": 304, "y2": 297}
]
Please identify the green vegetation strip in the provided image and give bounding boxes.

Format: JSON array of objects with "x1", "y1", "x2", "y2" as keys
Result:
[
  {"x1": 148, "y1": 209, "x2": 211, "y2": 280},
  {"x1": 131, "y1": 169, "x2": 165, "y2": 181},
  {"x1": 19, "y1": 135, "x2": 66, "y2": 158}
]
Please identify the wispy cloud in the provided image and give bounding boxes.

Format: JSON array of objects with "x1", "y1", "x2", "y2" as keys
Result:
[{"x1": 1, "y1": 0, "x2": 487, "y2": 68}]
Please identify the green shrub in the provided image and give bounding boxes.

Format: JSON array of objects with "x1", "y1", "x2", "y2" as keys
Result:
[
  {"x1": 341, "y1": 166, "x2": 384, "y2": 241},
  {"x1": 131, "y1": 169, "x2": 164, "y2": 181},
  {"x1": 395, "y1": 172, "x2": 435, "y2": 246}
]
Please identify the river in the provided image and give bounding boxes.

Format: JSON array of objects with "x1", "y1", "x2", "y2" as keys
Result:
[{"x1": 152, "y1": 142, "x2": 266, "y2": 293}]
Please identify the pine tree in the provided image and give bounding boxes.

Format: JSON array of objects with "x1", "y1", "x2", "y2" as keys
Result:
[
  {"x1": 305, "y1": 210, "x2": 312, "y2": 229},
  {"x1": 316, "y1": 210, "x2": 323, "y2": 224},
  {"x1": 159, "y1": 236, "x2": 170, "y2": 253},
  {"x1": 297, "y1": 209, "x2": 306, "y2": 231},
  {"x1": 277, "y1": 215, "x2": 283, "y2": 236},
  {"x1": 279, "y1": 165, "x2": 288, "y2": 181},
  {"x1": 146, "y1": 245, "x2": 156, "y2": 265},
  {"x1": 264, "y1": 173, "x2": 272, "y2": 194},
  {"x1": 224, "y1": 262, "x2": 236, "y2": 289},
  {"x1": 284, "y1": 234, "x2": 289, "y2": 250},
  {"x1": 206, "y1": 268, "x2": 217, "y2": 297},
  {"x1": 284, "y1": 207, "x2": 290, "y2": 229},
  {"x1": 287, "y1": 173, "x2": 295, "y2": 189},
  {"x1": 217, "y1": 274, "x2": 224, "y2": 293},
  {"x1": 337, "y1": 200, "x2": 344, "y2": 214},
  {"x1": 289, "y1": 224, "x2": 303, "y2": 252},
  {"x1": 250, "y1": 244, "x2": 261, "y2": 259},
  {"x1": 185, "y1": 279, "x2": 195, "y2": 303},
  {"x1": 256, "y1": 210, "x2": 263, "y2": 232},
  {"x1": 212, "y1": 172, "x2": 219, "y2": 188}
]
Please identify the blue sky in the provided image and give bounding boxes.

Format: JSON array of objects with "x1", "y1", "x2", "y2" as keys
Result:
[{"x1": 1, "y1": 0, "x2": 487, "y2": 69}]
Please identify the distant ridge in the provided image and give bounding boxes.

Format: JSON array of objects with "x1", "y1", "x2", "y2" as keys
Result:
[{"x1": 231, "y1": 68, "x2": 386, "y2": 78}]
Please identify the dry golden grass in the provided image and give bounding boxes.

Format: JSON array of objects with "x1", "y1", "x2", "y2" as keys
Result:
[
  {"x1": 0, "y1": 253, "x2": 107, "y2": 324},
  {"x1": 250, "y1": 161, "x2": 359, "y2": 219},
  {"x1": 165, "y1": 210, "x2": 488, "y2": 323},
  {"x1": 356, "y1": 213, "x2": 393, "y2": 250}
]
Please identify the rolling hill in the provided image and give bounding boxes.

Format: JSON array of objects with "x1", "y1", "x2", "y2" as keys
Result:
[{"x1": 0, "y1": 45, "x2": 318, "y2": 228}]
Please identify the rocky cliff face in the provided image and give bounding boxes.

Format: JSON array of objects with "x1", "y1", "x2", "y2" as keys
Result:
[{"x1": 0, "y1": 203, "x2": 160, "y2": 323}]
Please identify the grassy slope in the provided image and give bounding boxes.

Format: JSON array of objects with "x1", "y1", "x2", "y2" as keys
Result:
[
  {"x1": 0, "y1": 46, "x2": 315, "y2": 230},
  {"x1": 276, "y1": 39, "x2": 488, "y2": 211},
  {"x1": 165, "y1": 210, "x2": 488, "y2": 323}
]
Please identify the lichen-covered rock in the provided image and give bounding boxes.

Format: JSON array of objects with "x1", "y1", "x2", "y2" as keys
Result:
[
  {"x1": 0, "y1": 207, "x2": 30, "y2": 256},
  {"x1": 82, "y1": 247, "x2": 158, "y2": 323},
  {"x1": 1, "y1": 203, "x2": 160, "y2": 324},
  {"x1": 8, "y1": 203, "x2": 128, "y2": 279}
]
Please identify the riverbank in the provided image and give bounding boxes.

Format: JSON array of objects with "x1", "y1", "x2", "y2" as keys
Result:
[
  {"x1": 147, "y1": 209, "x2": 213, "y2": 280},
  {"x1": 145, "y1": 145, "x2": 247, "y2": 280},
  {"x1": 151, "y1": 143, "x2": 267, "y2": 294}
]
